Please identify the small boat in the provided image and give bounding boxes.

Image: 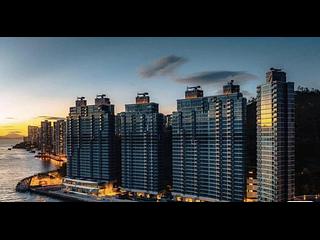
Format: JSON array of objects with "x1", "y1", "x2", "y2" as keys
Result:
[
  {"x1": 30, "y1": 150, "x2": 36, "y2": 153},
  {"x1": 8, "y1": 148, "x2": 11, "y2": 150}
]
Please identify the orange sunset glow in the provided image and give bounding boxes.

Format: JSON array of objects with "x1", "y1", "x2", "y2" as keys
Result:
[
  {"x1": 0, "y1": 117, "x2": 65, "y2": 137},
  {"x1": 0, "y1": 98, "x2": 68, "y2": 137}
]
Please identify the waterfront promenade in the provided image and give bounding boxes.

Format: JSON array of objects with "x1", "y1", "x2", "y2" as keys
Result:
[{"x1": 28, "y1": 185, "x2": 136, "y2": 202}]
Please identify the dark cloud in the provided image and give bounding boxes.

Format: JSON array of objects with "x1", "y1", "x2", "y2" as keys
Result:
[
  {"x1": 140, "y1": 55, "x2": 187, "y2": 78},
  {"x1": 37, "y1": 116, "x2": 65, "y2": 121},
  {"x1": 176, "y1": 71, "x2": 258, "y2": 85}
]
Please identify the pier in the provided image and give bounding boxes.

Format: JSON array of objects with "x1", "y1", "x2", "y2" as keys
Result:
[
  {"x1": 16, "y1": 176, "x2": 33, "y2": 192},
  {"x1": 16, "y1": 169, "x2": 63, "y2": 192}
]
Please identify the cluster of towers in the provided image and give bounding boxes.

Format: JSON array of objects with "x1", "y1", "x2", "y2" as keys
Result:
[
  {"x1": 26, "y1": 120, "x2": 66, "y2": 158},
  {"x1": 64, "y1": 68, "x2": 295, "y2": 202}
]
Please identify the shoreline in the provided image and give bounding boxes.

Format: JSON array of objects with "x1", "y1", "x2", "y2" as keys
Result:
[{"x1": 37, "y1": 154, "x2": 66, "y2": 167}]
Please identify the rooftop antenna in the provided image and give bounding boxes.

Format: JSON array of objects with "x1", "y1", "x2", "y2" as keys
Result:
[
  {"x1": 270, "y1": 65, "x2": 283, "y2": 71},
  {"x1": 96, "y1": 94, "x2": 106, "y2": 98},
  {"x1": 137, "y1": 92, "x2": 149, "y2": 96},
  {"x1": 187, "y1": 86, "x2": 201, "y2": 91}
]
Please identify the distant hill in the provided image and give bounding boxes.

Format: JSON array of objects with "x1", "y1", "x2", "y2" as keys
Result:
[
  {"x1": 295, "y1": 88, "x2": 320, "y2": 195},
  {"x1": 0, "y1": 133, "x2": 24, "y2": 139}
]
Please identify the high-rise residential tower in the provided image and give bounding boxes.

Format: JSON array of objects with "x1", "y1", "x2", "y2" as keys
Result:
[
  {"x1": 53, "y1": 119, "x2": 66, "y2": 157},
  {"x1": 172, "y1": 82, "x2": 247, "y2": 202},
  {"x1": 40, "y1": 120, "x2": 53, "y2": 154},
  {"x1": 27, "y1": 125, "x2": 40, "y2": 148},
  {"x1": 119, "y1": 93, "x2": 170, "y2": 197},
  {"x1": 257, "y1": 68, "x2": 295, "y2": 202},
  {"x1": 66, "y1": 95, "x2": 119, "y2": 183}
]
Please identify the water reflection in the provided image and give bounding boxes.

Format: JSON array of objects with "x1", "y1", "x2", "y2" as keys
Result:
[{"x1": 0, "y1": 139, "x2": 61, "y2": 202}]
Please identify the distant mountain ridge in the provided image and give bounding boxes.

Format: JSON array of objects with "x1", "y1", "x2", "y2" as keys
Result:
[{"x1": 0, "y1": 133, "x2": 24, "y2": 139}]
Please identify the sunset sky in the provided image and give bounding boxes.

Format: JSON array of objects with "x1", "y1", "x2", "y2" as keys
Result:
[{"x1": 1, "y1": 37, "x2": 320, "y2": 136}]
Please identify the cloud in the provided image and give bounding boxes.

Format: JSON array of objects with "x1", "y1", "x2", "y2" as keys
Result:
[
  {"x1": 1, "y1": 125, "x2": 14, "y2": 128},
  {"x1": 0, "y1": 126, "x2": 23, "y2": 132},
  {"x1": 5, "y1": 129, "x2": 20, "y2": 131},
  {"x1": 8, "y1": 131, "x2": 22, "y2": 134},
  {"x1": 176, "y1": 71, "x2": 258, "y2": 85},
  {"x1": 5, "y1": 117, "x2": 15, "y2": 119},
  {"x1": 36, "y1": 116, "x2": 65, "y2": 121},
  {"x1": 140, "y1": 55, "x2": 187, "y2": 78}
]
